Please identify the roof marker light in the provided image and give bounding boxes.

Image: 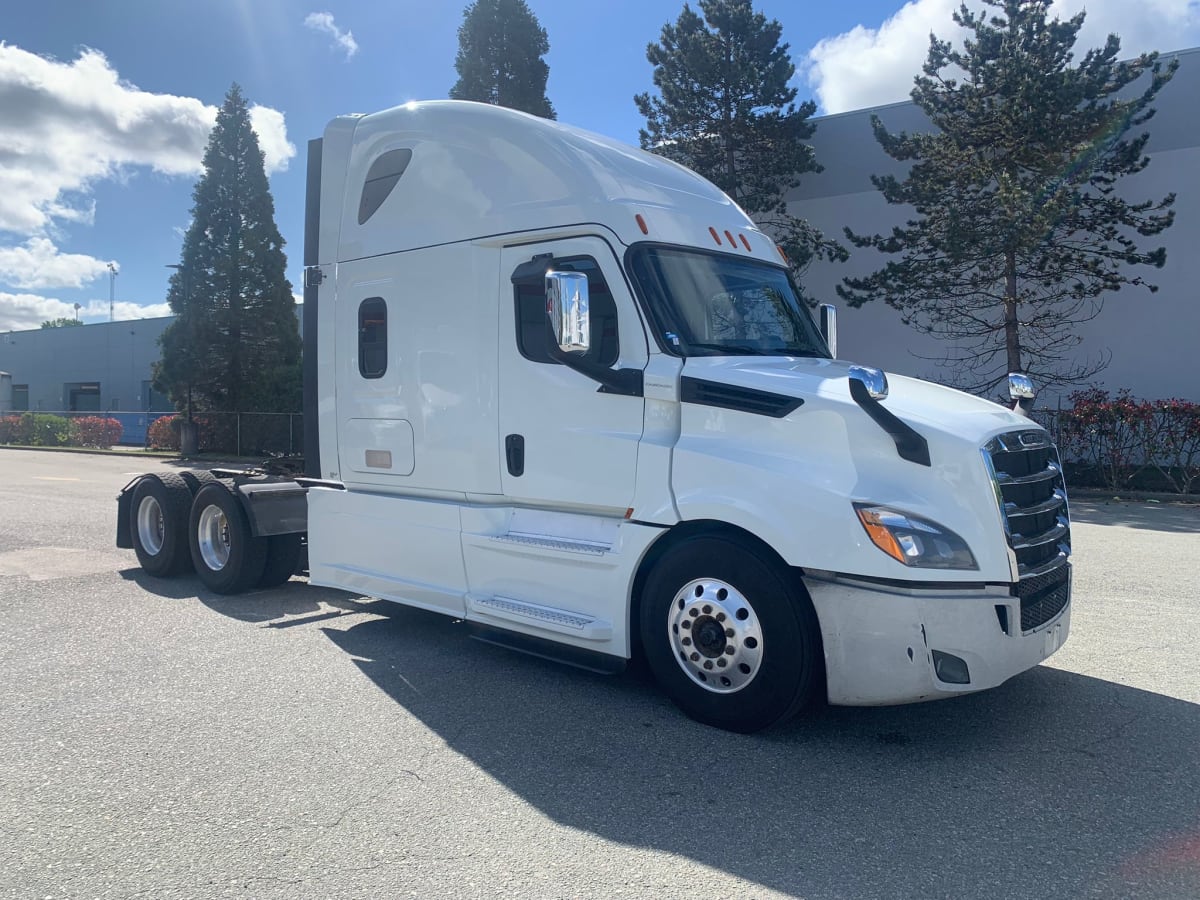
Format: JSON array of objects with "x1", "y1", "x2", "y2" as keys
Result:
[
  {"x1": 708, "y1": 227, "x2": 722, "y2": 245},
  {"x1": 777, "y1": 245, "x2": 789, "y2": 264},
  {"x1": 724, "y1": 230, "x2": 736, "y2": 247},
  {"x1": 739, "y1": 233, "x2": 752, "y2": 251},
  {"x1": 635, "y1": 214, "x2": 648, "y2": 235}
]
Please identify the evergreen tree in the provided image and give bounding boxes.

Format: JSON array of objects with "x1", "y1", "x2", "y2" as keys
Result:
[
  {"x1": 155, "y1": 84, "x2": 300, "y2": 416},
  {"x1": 635, "y1": 0, "x2": 844, "y2": 286},
  {"x1": 839, "y1": 0, "x2": 1177, "y2": 392},
  {"x1": 449, "y1": 0, "x2": 556, "y2": 119}
]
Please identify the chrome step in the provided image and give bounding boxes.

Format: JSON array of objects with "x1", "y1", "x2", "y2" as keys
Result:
[
  {"x1": 490, "y1": 533, "x2": 610, "y2": 556},
  {"x1": 468, "y1": 594, "x2": 612, "y2": 641}
]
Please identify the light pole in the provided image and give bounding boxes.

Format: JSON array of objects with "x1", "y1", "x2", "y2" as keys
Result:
[{"x1": 107, "y1": 262, "x2": 118, "y2": 323}]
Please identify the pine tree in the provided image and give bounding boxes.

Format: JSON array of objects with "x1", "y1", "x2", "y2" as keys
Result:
[
  {"x1": 155, "y1": 84, "x2": 300, "y2": 416},
  {"x1": 449, "y1": 0, "x2": 555, "y2": 119},
  {"x1": 635, "y1": 0, "x2": 844, "y2": 285},
  {"x1": 838, "y1": 0, "x2": 1177, "y2": 392}
]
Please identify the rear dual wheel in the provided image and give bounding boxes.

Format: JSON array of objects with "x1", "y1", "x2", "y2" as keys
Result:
[
  {"x1": 187, "y1": 483, "x2": 300, "y2": 594},
  {"x1": 188, "y1": 483, "x2": 267, "y2": 594},
  {"x1": 130, "y1": 473, "x2": 193, "y2": 577}
]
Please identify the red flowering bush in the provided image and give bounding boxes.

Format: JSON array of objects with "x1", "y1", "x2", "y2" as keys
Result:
[
  {"x1": 0, "y1": 415, "x2": 18, "y2": 443},
  {"x1": 147, "y1": 415, "x2": 181, "y2": 450},
  {"x1": 1146, "y1": 399, "x2": 1200, "y2": 494},
  {"x1": 1058, "y1": 389, "x2": 1200, "y2": 493},
  {"x1": 70, "y1": 416, "x2": 123, "y2": 448}
]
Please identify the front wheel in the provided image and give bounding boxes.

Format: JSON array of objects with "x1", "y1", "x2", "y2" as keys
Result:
[
  {"x1": 188, "y1": 483, "x2": 267, "y2": 594},
  {"x1": 639, "y1": 535, "x2": 822, "y2": 733}
]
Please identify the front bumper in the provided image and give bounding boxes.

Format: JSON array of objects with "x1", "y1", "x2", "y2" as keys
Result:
[{"x1": 805, "y1": 570, "x2": 1070, "y2": 706}]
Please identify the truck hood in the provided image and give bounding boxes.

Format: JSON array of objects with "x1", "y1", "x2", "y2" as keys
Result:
[{"x1": 681, "y1": 355, "x2": 1032, "y2": 445}]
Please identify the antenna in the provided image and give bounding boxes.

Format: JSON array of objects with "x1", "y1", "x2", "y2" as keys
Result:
[{"x1": 107, "y1": 262, "x2": 118, "y2": 322}]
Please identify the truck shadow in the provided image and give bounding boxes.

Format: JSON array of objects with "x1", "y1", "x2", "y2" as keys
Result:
[
  {"x1": 317, "y1": 604, "x2": 1200, "y2": 899},
  {"x1": 119, "y1": 568, "x2": 369, "y2": 623}
]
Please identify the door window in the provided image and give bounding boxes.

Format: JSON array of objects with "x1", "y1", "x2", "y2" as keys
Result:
[{"x1": 513, "y1": 256, "x2": 619, "y2": 368}]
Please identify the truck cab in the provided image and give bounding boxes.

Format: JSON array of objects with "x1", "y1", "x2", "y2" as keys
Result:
[{"x1": 123, "y1": 100, "x2": 1070, "y2": 733}]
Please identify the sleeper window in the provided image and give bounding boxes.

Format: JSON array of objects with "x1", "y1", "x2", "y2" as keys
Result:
[{"x1": 359, "y1": 298, "x2": 388, "y2": 378}]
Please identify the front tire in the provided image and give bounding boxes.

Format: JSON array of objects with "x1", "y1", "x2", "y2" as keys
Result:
[
  {"x1": 188, "y1": 483, "x2": 267, "y2": 594},
  {"x1": 639, "y1": 534, "x2": 822, "y2": 733},
  {"x1": 129, "y1": 474, "x2": 193, "y2": 577}
]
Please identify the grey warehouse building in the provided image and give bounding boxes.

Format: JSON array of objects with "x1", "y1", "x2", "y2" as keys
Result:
[
  {"x1": 0, "y1": 316, "x2": 174, "y2": 415},
  {"x1": 788, "y1": 47, "x2": 1199, "y2": 404}
]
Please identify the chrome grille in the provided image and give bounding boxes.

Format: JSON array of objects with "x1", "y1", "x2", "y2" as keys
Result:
[{"x1": 983, "y1": 429, "x2": 1072, "y2": 631}]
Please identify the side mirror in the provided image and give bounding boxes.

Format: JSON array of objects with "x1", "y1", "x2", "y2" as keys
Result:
[
  {"x1": 545, "y1": 271, "x2": 590, "y2": 355},
  {"x1": 819, "y1": 304, "x2": 837, "y2": 358},
  {"x1": 1008, "y1": 373, "x2": 1035, "y2": 401},
  {"x1": 1008, "y1": 372, "x2": 1035, "y2": 417}
]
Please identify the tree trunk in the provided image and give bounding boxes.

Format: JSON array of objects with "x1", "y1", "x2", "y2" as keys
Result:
[{"x1": 1003, "y1": 249, "x2": 1022, "y2": 376}]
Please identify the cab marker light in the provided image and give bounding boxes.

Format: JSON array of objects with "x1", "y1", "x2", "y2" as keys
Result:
[{"x1": 635, "y1": 214, "x2": 649, "y2": 235}]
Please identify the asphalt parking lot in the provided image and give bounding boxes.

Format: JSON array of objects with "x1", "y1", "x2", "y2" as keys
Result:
[{"x1": 0, "y1": 447, "x2": 1198, "y2": 899}]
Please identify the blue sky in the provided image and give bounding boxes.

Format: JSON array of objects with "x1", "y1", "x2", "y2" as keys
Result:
[{"x1": 1, "y1": 0, "x2": 1197, "y2": 330}]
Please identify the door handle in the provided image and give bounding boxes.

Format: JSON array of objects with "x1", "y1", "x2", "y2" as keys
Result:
[{"x1": 505, "y1": 434, "x2": 525, "y2": 477}]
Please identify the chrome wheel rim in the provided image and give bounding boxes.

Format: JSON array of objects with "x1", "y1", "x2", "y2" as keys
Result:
[
  {"x1": 668, "y1": 578, "x2": 763, "y2": 694},
  {"x1": 196, "y1": 504, "x2": 231, "y2": 571},
  {"x1": 136, "y1": 495, "x2": 165, "y2": 555}
]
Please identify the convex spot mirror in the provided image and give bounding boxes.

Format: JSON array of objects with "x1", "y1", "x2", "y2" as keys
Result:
[{"x1": 546, "y1": 270, "x2": 590, "y2": 355}]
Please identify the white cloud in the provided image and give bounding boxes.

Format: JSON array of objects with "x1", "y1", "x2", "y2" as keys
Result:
[
  {"x1": 304, "y1": 12, "x2": 359, "y2": 59},
  {"x1": 806, "y1": 0, "x2": 1200, "y2": 114},
  {"x1": 0, "y1": 291, "x2": 171, "y2": 331},
  {"x1": 0, "y1": 237, "x2": 112, "y2": 290},
  {"x1": 0, "y1": 43, "x2": 296, "y2": 235}
]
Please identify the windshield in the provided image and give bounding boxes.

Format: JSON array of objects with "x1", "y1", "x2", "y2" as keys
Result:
[{"x1": 628, "y1": 246, "x2": 830, "y2": 358}]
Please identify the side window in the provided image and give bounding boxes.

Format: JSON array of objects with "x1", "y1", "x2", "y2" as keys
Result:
[
  {"x1": 358, "y1": 298, "x2": 387, "y2": 378},
  {"x1": 514, "y1": 256, "x2": 619, "y2": 367}
]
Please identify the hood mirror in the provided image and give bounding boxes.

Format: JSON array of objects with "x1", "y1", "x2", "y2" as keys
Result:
[{"x1": 849, "y1": 365, "x2": 888, "y2": 400}]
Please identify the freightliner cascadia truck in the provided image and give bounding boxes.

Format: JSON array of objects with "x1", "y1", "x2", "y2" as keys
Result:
[{"x1": 117, "y1": 101, "x2": 1072, "y2": 733}]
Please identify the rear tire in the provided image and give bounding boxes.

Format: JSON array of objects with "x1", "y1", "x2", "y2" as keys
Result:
[
  {"x1": 179, "y1": 469, "x2": 220, "y2": 495},
  {"x1": 257, "y1": 533, "x2": 302, "y2": 588},
  {"x1": 129, "y1": 474, "x2": 193, "y2": 577},
  {"x1": 188, "y1": 483, "x2": 267, "y2": 595},
  {"x1": 639, "y1": 534, "x2": 822, "y2": 733}
]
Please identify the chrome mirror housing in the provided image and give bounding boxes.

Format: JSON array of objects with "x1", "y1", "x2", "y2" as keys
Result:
[
  {"x1": 849, "y1": 365, "x2": 888, "y2": 400},
  {"x1": 546, "y1": 271, "x2": 590, "y2": 355},
  {"x1": 1008, "y1": 373, "x2": 1035, "y2": 401},
  {"x1": 819, "y1": 304, "x2": 837, "y2": 358}
]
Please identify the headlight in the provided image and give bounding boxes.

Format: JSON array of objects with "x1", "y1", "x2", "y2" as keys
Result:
[{"x1": 854, "y1": 504, "x2": 977, "y2": 570}]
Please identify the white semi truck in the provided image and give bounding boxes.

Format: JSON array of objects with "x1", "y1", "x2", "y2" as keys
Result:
[{"x1": 117, "y1": 101, "x2": 1071, "y2": 732}]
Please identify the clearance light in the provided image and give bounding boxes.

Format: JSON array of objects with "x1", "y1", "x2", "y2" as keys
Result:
[
  {"x1": 777, "y1": 245, "x2": 789, "y2": 264},
  {"x1": 635, "y1": 214, "x2": 649, "y2": 235},
  {"x1": 739, "y1": 234, "x2": 752, "y2": 251},
  {"x1": 724, "y1": 229, "x2": 737, "y2": 246},
  {"x1": 708, "y1": 227, "x2": 722, "y2": 245},
  {"x1": 854, "y1": 504, "x2": 978, "y2": 570}
]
